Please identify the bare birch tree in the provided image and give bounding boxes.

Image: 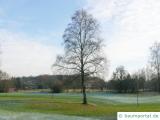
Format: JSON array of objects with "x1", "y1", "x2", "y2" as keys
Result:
[
  {"x1": 53, "y1": 9, "x2": 106, "y2": 104},
  {"x1": 150, "y1": 41, "x2": 160, "y2": 92}
]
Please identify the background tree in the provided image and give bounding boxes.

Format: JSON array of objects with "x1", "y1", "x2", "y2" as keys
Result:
[
  {"x1": 132, "y1": 69, "x2": 146, "y2": 91},
  {"x1": 53, "y1": 9, "x2": 106, "y2": 104},
  {"x1": 114, "y1": 65, "x2": 127, "y2": 93},
  {"x1": 107, "y1": 65, "x2": 137, "y2": 93},
  {"x1": 49, "y1": 80, "x2": 63, "y2": 93},
  {"x1": 114, "y1": 66, "x2": 126, "y2": 81},
  {"x1": 150, "y1": 42, "x2": 160, "y2": 92}
]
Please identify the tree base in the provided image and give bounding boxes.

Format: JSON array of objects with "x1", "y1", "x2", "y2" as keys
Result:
[{"x1": 82, "y1": 102, "x2": 88, "y2": 105}]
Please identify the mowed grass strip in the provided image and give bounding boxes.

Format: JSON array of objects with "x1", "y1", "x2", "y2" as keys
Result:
[{"x1": 0, "y1": 93, "x2": 159, "y2": 117}]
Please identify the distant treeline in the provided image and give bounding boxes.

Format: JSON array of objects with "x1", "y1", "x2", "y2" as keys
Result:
[
  {"x1": 5, "y1": 75, "x2": 105, "y2": 93},
  {"x1": 0, "y1": 66, "x2": 160, "y2": 93},
  {"x1": 107, "y1": 65, "x2": 160, "y2": 93}
]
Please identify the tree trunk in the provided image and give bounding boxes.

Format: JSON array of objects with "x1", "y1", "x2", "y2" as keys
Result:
[
  {"x1": 81, "y1": 72, "x2": 87, "y2": 104},
  {"x1": 158, "y1": 72, "x2": 160, "y2": 93},
  {"x1": 82, "y1": 85, "x2": 87, "y2": 104}
]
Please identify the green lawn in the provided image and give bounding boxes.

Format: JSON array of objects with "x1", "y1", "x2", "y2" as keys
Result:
[{"x1": 0, "y1": 92, "x2": 159, "y2": 120}]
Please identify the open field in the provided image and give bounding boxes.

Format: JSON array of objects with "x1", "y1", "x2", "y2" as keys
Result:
[{"x1": 0, "y1": 92, "x2": 159, "y2": 120}]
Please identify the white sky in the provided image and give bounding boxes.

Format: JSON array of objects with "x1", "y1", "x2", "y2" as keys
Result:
[
  {"x1": 0, "y1": 30, "x2": 62, "y2": 77},
  {"x1": 1, "y1": 0, "x2": 160, "y2": 79},
  {"x1": 85, "y1": 0, "x2": 160, "y2": 79}
]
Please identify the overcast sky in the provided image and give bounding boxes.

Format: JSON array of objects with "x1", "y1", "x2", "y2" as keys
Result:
[{"x1": 0, "y1": 0, "x2": 160, "y2": 79}]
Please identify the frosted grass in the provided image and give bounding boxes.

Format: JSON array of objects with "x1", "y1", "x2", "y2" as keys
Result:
[
  {"x1": 0, "y1": 110, "x2": 100, "y2": 120},
  {"x1": 18, "y1": 92, "x2": 160, "y2": 104},
  {"x1": 6, "y1": 92, "x2": 160, "y2": 104},
  {"x1": 89, "y1": 93, "x2": 160, "y2": 104}
]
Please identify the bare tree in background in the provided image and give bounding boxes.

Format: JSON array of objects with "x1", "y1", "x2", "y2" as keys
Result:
[
  {"x1": 0, "y1": 44, "x2": 2, "y2": 80},
  {"x1": 114, "y1": 66, "x2": 126, "y2": 81},
  {"x1": 150, "y1": 42, "x2": 160, "y2": 92},
  {"x1": 53, "y1": 9, "x2": 106, "y2": 104}
]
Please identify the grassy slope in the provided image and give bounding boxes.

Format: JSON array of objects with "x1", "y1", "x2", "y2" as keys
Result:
[{"x1": 0, "y1": 93, "x2": 159, "y2": 118}]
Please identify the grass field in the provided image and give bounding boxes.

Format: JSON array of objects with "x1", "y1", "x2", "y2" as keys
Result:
[{"x1": 0, "y1": 92, "x2": 159, "y2": 120}]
